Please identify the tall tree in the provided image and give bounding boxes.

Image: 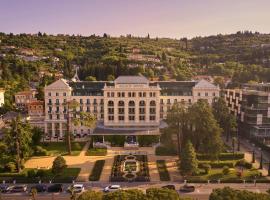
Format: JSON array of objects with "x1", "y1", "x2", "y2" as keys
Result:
[
  {"x1": 4, "y1": 116, "x2": 32, "y2": 172},
  {"x1": 212, "y1": 97, "x2": 237, "y2": 141},
  {"x1": 166, "y1": 102, "x2": 188, "y2": 156},
  {"x1": 180, "y1": 140, "x2": 198, "y2": 176},
  {"x1": 188, "y1": 100, "x2": 223, "y2": 159}
]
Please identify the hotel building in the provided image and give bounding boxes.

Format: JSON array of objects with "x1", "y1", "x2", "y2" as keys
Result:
[
  {"x1": 44, "y1": 76, "x2": 219, "y2": 140},
  {"x1": 224, "y1": 83, "x2": 270, "y2": 142}
]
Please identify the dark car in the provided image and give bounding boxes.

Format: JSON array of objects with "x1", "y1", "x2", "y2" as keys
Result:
[
  {"x1": 179, "y1": 184, "x2": 195, "y2": 193},
  {"x1": 0, "y1": 184, "x2": 9, "y2": 193},
  {"x1": 30, "y1": 184, "x2": 47, "y2": 193},
  {"x1": 47, "y1": 184, "x2": 63, "y2": 193},
  {"x1": 162, "y1": 185, "x2": 176, "y2": 190},
  {"x1": 8, "y1": 185, "x2": 27, "y2": 193}
]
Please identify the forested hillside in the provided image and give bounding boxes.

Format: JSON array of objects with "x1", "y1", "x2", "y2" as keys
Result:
[{"x1": 1, "y1": 31, "x2": 270, "y2": 111}]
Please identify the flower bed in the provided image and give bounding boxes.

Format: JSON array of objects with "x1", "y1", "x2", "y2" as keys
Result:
[
  {"x1": 156, "y1": 160, "x2": 170, "y2": 181},
  {"x1": 89, "y1": 160, "x2": 105, "y2": 181}
]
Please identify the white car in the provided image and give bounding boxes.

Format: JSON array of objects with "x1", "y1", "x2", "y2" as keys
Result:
[
  {"x1": 103, "y1": 185, "x2": 121, "y2": 193},
  {"x1": 67, "y1": 184, "x2": 85, "y2": 193}
]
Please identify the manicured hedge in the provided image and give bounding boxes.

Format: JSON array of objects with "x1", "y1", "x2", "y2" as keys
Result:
[
  {"x1": 155, "y1": 146, "x2": 177, "y2": 156},
  {"x1": 89, "y1": 160, "x2": 105, "y2": 181},
  {"x1": 86, "y1": 148, "x2": 107, "y2": 156},
  {"x1": 197, "y1": 153, "x2": 244, "y2": 161},
  {"x1": 104, "y1": 135, "x2": 125, "y2": 146},
  {"x1": 198, "y1": 161, "x2": 235, "y2": 168},
  {"x1": 138, "y1": 135, "x2": 159, "y2": 147},
  {"x1": 156, "y1": 160, "x2": 170, "y2": 181}
]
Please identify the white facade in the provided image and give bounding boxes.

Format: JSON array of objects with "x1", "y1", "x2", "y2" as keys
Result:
[
  {"x1": 0, "y1": 89, "x2": 4, "y2": 107},
  {"x1": 44, "y1": 76, "x2": 219, "y2": 138}
]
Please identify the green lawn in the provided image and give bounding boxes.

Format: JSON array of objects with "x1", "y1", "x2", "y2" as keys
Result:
[
  {"x1": 40, "y1": 142, "x2": 85, "y2": 156},
  {"x1": 187, "y1": 168, "x2": 266, "y2": 183},
  {"x1": 86, "y1": 148, "x2": 107, "y2": 156},
  {"x1": 0, "y1": 168, "x2": 81, "y2": 183}
]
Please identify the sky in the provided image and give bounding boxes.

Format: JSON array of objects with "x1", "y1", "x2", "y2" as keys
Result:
[{"x1": 0, "y1": 0, "x2": 270, "y2": 38}]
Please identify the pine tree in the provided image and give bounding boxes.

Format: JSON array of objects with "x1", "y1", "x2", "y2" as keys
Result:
[{"x1": 180, "y1": 140, "x2": 198, "y2": 176}]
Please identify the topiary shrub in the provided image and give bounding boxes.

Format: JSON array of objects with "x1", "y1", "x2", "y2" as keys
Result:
[
  {"x1": 222, "y1": 166, "x2": 230, "y2": 175},
  {"x1": 34, "y1": 146, "x2": 48, "y2": 156},
  {"x1": 52, "y1": 156, "x2": 67, "y2": 174},
  {"x1": 201, "y1": 163, "x2": 211, "y2": 174},
  {"x1": 235, "y1": 159, "x2": 252, "y2": 169},
  {"x1": 4, "y1": 162, "x2": 16, "y2": 173}
]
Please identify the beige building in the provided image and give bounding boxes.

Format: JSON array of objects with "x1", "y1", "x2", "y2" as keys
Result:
[
  {"x1": 0, "y1": 88, "x2": 4, "y2": 107},
  {"x1": 14, "y1": 90, "x2": 37, "y2": 110},
  {"x1": 44, "y1": 76, "x2": 219, "y2": 140}
]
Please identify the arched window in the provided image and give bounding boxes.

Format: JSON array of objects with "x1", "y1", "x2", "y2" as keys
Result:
[
  {"x1": 118, "y1": 101, "x2": 124, "y2": 107},
  {"x1": 129, "y1": 101, "x2": 135, "y2": 107},
  {"x1": 139, "y1": 101, "x2": 145, "y2": 106},
  {"x1": 150, "y1": 100, "x2": 156, "y2": 106},
  {"x1": 108, "y1": 100, "x2": 114, "y2": 106}
]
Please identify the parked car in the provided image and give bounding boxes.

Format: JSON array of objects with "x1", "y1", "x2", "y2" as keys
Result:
[
  {"x1": 162, "y1": 185, "x2": 176, "y2": 190},
  {"x1": 103, "y1": 185, "x2": 121, "y2": 193},
  {"x1": 30, "y1": 184, "x2": 47, "y2": 193},
  {"x1": 179, "y1": 184, "x2": 195, "y2": 193},
  {"x1": 47, "y1": 184, "x2": 63, "y2": 193},
  {"x1": 0, "y1": 184, "x2": 9, "y2": 193},
  {"x1": 8, "y1": 185, "x2": 27, "y2": 193},
  {"x1": 67, "y1": 184, "x2": 85, "y2": 193}
]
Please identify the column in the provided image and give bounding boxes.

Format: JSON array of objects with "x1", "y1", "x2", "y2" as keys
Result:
[
  {"x1": 59, "y1": 122, "x2": 63, "y2": 138},
  {"x1": 52, "y1": 123, "x2": 55, "y2": 137}
]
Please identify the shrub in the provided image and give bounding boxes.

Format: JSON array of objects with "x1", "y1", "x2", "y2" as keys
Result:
[
  {"x1": 155, "y1": 146, "x2": 177, "y2": 156},
  {"x1": 105, "y1": 135, "x2": 125, "y2": 146},
  {"x1": 89, "y1": 160, "x2": 105, "y2": 181},
  {"x1": 52, "y1": 156, "x2": 67, "y2": 174},
  {"x1": 198, "y1": 161, "x2": 234, "y2": 168},
  {"x1": 156, "y1": 160, "x2": 170, "y2": 181},
  {"x1": 73, "y1": 142, "x2": 82, "y2": 151},
  {"x1": 235, "y1": 159, "x2": 252, "y2": 169},
  {"x1": 86, "y1": 148, "x2": 107, "y2": 156},
  {"x1": 27, "y1": 169, "x2": 37, "y2": 178},
  {"x1": 197, "y1": 153, "x2": 244, "y2": 161},
  {"x1": 4, "y1": 162, "x2": 16, "y2": 173},
  {"x1": 34, "y1": 146, "x2": 48, "y2": 156},
  {"x1": 201, "y1": 163, "x2": 211, "y2": 174},
  {"x1": 138, "y1": 135, "x2": 159, "y2": 147},
  {"x1": 36, "y1": 169, "x2": 47, "y2": 178},
  {"x1": 222, "y1": 166, "x2": 230, "y2": 175}
]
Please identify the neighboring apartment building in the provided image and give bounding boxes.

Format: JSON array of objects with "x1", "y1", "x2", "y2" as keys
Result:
[
  {"x1": 224, "y1": 83, "x2": 270, "y2": 142},
  {"x1": 0, "y1": 88, "x2": 4, "y2": 107},
  {"x1": 27, "y1": 100, "x2": 45, "y2": 129},
  {"x1": 44, "y1": 76, "x2": 219, "y2": 140},
  {"x1": 14, "y1": 89, "x2": 37, "y2": 111}
]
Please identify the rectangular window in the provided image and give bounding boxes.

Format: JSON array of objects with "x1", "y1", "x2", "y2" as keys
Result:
[
  {"x1": 108, "y1": 116, "x2": 114, "y2": 121},
  {"x1": 63, "y1": 92, "x2": 66, "y2": 96},
  {"x1": 56, "y1": 92, "x2": 59, "y2": 96},
  {"x1": 129, "y1": 116, "x2": 135, "y2": 121},
  {"x1": 150, "y1": 116, "x2": 156, "y2": 121},
  {"x1": 198, "y1": 92, "x2": 201, "y2": 96},
  {"x1": 48, "y1": 92, "x2": 51, "y2": 96},
  {"x1": 139, "y1": 116, "x2": 145, "y2": 121},
  {"x1": 107, "y1": 92, "x2": 110, "y2": 97},
  {"x1": 119, "y1": 116, "x2": 124, "y2": 121},
  {"x1": 80, "y1": 99, "x2": 83, "y2": 104},
  {"x1": 205, "y1": 92, "x2": 208, "y2": 96},
  {"x1": 118, "y1": 108, "x2": 124, "y2": 114}
]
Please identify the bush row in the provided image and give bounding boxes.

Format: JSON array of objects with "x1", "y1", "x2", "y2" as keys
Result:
[
  {"x1": 197, "y1": 153, "x2": 244, "y2": 161},
  {"x1": 155, "y1": 146, "x2": 177, "y2": 156},
  {"x1": 156, "y1": 160, "x2": 170, "y2": 181},
  {"x1": 198, "y1": 161, "x2": 235, "y2": 168},
  {"x1": 89, "y1": 160, "x2": 105, "y2": 181}
]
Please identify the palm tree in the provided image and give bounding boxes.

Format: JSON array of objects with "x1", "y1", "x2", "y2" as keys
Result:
[
  {"x1": 65, "y1": 100, "x2": 96, "y2": 155},
  {"x1": 30, "y1": 188, "x2": 37, "y2": 200}
]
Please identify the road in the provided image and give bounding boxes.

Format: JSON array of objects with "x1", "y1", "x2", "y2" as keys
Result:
[{"x1": 1, "y1": 182, "x2": 270, "y2": 200}]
